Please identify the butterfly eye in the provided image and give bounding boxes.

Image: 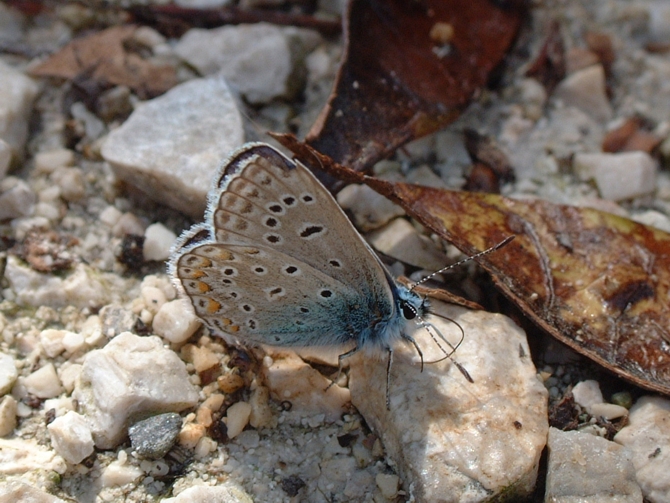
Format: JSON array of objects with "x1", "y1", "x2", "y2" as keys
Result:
[{"x1": 401, "y1": 302, "x2": 417, "y2": 320}]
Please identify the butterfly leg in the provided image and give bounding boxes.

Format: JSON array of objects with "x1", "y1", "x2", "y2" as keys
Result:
[
  {"x1": 400, "y1": 333, "x2": 424, "y2": 372},
  {"x1": 385, "y1": 346, "x2": 393, "y2": 410}
]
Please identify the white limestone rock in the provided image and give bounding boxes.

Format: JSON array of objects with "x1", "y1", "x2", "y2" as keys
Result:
[
  {"x1": 4, "y1": 255, "x2": 112, "y2": 309},
  {"x1": 174, "y1": 23, "x2": 320, "y2": 104},
  {"x1": 153, "y1": 298, "x2": 201, "y2": 345},
  {"x1": 34, "y1": 148, "x2": 75, "y2": 174},
  {"x1": 140, "y1": 285, "x2": 167, "y2": 315},
  {"x1": 101, "y1": 77, "x2": 244, "y2": 218},
  {"x1": 51, "y1": 166, "x2": 85, "y2": 202},
  {"x1": 21, "y1": 363, "x2": 64, "y2": 399},
  {"x1": 100, "y1": 461, "x2": 143, "y2": 487},
  {"x1": 348, "y1": 301, "x2": 548, "y2": 502},
  {"x1": 0, "y1": 438, "x2": 66, "y2": 475},
  {"x1": 615, "y1": 396, "x2": 670, "y2": 503},
  {"x1": 0, "y1": 480, "x2": 67, "y2": 503},
  {"x1": 40, "y1": 328, "x2": 70, "y2": 358},
  {"x1": 73, "y1": 332, "x2": 199, "y2": 449},
  {"x1": 0, "y1": 60, "x2": 39, "y2": 157},
  {"x1": 546, "y1": 428, "x2": 642, "y2": 502},
  {"x1": 47, "y1": 411, "x2": 94, "y2": 464},
  {"x1": 590, "y1": 402, "x2": 629, "y2": 421},
  {"x1": 0, "y1": 396, "x2": 17, "y2": 437},
  {"x1": 376, "y1": 473, "x2": 400, "y2": 499},
  {"x1": 164, "y1": 483, "x2": 253, "y2": 503},
  {"x1": 572, "y1": 379, "x2": 605, "y2": 409},
  {"x1": 225, "y1": 401, "x2": 252, "y2": 439},
  {"x1": 367, "y1": 218, "x2": 447, "y2": 271},
  {"x1": 574, "y1": 151, "x2": 657, "y2": 201},
  {"x1": 143, "y1": 222, "x2": 177, "y2": 262},
  {"x1": 0, "y1": 352, "x2": 17, "y2": 396},
  {"x1": 0, "y1": 178, "x2": 35, "y2": 221},
  {"x1": 112, "y1": 212, "x2": 145, "y2": 237}
]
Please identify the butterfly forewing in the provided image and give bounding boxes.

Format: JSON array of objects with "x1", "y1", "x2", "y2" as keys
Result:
[{"x1": 171, "y1": 144, "x2": 397, "y2": 347}]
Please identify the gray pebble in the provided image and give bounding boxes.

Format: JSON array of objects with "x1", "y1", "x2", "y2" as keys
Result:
[{"x1": 129, "y1": 412, "x2": 182, "y2": 459}]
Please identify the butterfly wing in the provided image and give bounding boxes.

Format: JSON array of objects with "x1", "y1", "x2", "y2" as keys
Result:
[{"x1": 170, "y1": 144, "x2": 398, "y2": 348}]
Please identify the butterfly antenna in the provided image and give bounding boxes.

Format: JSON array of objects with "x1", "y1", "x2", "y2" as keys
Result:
[{"x1": 409, "y1": 235, "x2": 515, "y2": 292}]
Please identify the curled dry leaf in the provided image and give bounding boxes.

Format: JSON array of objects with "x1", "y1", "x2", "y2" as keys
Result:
[
  {"x1": 306, "y1": 0, "x2": 525, "y2": 175},
  {"x1": 525, "y1": 19, "x2": 565, "y2": 93},
  {"x1": 585, "y1": 30, "x2": 615, "y2": 77},
  {"x1": 273, "y1": 133, "x2": 670, "y2": 397},
  {"x1": 29, "y1": 25, "x2": 177, "y2": 99},
  {"x1": 601, "y1": 117, "x2": 662, "y2": 154}
]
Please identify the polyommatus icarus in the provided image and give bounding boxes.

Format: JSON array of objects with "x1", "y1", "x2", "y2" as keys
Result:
[{"x1": 168, "y1": 143, "x2": 431, "y2": 407}]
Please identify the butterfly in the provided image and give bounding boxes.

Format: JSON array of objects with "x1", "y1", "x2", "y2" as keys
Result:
[{"x1": 168, "y1": 142, "x2": 509, "y2": 408}]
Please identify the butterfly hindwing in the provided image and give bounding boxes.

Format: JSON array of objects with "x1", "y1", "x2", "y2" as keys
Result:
[{"x1": 170, "y1": 143, "x2": 398, "y2": 348}]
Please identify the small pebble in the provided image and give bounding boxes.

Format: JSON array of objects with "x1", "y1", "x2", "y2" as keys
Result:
[
  {"x1": 51, "y1": 166, "x2": 86, "y2": 201},
  {"x1": 112, "y1": 212, "x2": 145, "y2": 237},
  {"x1": 572, "y1": 380, "x2": 604, "y2": 410},
  {"x1": 143, "y1": 223, "x2": 177, "y2": 261},
  {"x1": 179, "y1": 422, "x2": 206, "y2": 449},
  {"x1": 34, "y1": 148, "x2": 75, "y2": 174},
  {"x1": 376, "y1": 473, "x2": 400, "y2": 499},
  {"x1": 590, "y1": 403, "x2": 629, "y2": 420},
  {"x1": 0, "y1": 178, "x2": 36, "y2": 220},
  {"x1": 553, "y1": 64, "x2": 612, "y2": 122},
  {"x1": 101, "y1": 462, "x2": 143, "y2": 488},
  {"x1": 47, "y1": 410, "x2": 95, "y2": 464},
  {"x1": 0, "y1": 395, "x2": 17, "y2": 437},
  {"x1": 141, "y1": 286, "x2": 167, "y2": 315},
  {"x1": 22, "y1": 363, "x2": 64, "y2": 399},
  {"x1": 129, "y1": 412, "x2": 182, "y2": 460},
  {"x1": 190, "y1": 345, "x2": 219, "y2": 373},
  {"x1": 217, "y1": 372, "x2": 245, "y2": 394},
  {"x1": 0, "y1": 352, "x2": 18, "y2": 395},
  {"x1": 152, "y1": 299, "x2": 201, "y2": 345},
  {"x1": 225, "y1": 401, "x2": 252, "y2": 439},
  {"x1": 99, "y1": 205, "x2": 122, "y2": 227},
  {"x1": 573, "y1": 151, "x2": 657, "y2": 201}
]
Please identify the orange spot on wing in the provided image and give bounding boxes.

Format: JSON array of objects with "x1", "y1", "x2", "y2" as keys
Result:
[
  {"x1": 206, "y1": 300, "x2": 221, "y2": 313},
  {"x1": 216, "y1": 250, "x2": 234, "y2": 260}
]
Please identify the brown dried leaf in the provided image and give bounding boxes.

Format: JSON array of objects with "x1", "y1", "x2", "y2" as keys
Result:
[
  {"x1": 525, "y1": 20, "x2": 565, "y2": 93},
  {"x1": 602, "y1": 117, "x2": 662, "y2": 154},
  {"x1": 273, "y1": 133, "x2": 670, "y2": 396},
  {"x1": 463, "y1": 163, "x2": 500, "y2": 194},
  {"x1": 29, "y1": 25, "x2": 177, "y2": 99},
  {"x1": 585, "y1": 30, "x2": 615, "y2": 77},
  {"x1": 306, "y1": 0, "x2": 525, "y2": 174}
]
